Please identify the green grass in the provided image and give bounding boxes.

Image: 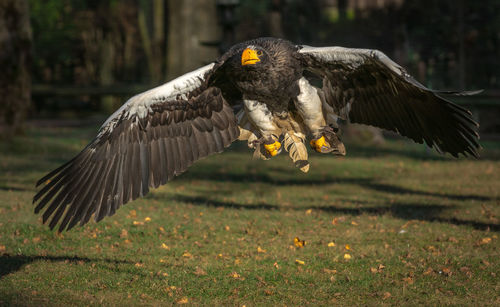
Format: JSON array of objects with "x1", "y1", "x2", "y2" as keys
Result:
[{"x1": 0, "y1": 122, "x2": 499, "y2": 306}]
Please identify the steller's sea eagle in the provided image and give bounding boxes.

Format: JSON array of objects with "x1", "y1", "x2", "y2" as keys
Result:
[{"x1": 33, "y1": 37, "x2": 481, "y2": 231}]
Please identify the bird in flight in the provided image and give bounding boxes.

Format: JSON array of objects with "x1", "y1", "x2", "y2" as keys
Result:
[{"x1": 33, "y1": 37, "x2": 480, "y2": 231}]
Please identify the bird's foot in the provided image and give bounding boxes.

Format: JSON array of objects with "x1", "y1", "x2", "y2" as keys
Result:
[
  {"x1": 251, "y1": 136, "x2": 283, "y2": 159},
  {"x1": 310, "y1": 127, "x2": 346, "y2": 156},
  {"x1": 263, "y1": 139, "x2": 282, "y2": 157}
]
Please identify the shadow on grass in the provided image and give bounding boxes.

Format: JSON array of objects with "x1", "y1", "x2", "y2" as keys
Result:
[
  {"x1": 0, "y1": 254, "x2": 132, "y2": 278},
  {"x1": 172, "y1": 194, "x2": 500, "y2": 232},
  {"x1": 180, "y1": 169, "x2": 493, "y2": 202}
]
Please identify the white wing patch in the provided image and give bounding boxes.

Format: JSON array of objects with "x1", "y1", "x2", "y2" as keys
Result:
[
  {"x1": 299, "y1": 45, "x2": 408, "y2": 78},
  {"x1": 100, "y1": 63, "x2": 216, "y2": 132}
]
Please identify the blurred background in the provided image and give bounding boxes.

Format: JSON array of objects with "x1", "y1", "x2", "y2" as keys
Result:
[{"x1": 0, "y1": 0, "x2": 499, "y2": 139}]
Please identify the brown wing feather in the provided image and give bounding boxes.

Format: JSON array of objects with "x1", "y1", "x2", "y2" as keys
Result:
[
  {"x1": 33, "y1": 86, "x2": 239, "y2": 231},
  {"x1": 298, "y1": 46, "x2": 480, "y2": 158}
]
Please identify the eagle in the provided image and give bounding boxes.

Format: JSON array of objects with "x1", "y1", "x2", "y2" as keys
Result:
[{"x1": 33, "y1": 37, "x2": 481, "y2": 231}]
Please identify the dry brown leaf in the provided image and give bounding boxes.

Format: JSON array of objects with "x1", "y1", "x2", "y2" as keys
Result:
[
  {"x1": 194, "y1": 267, "x2": 207, "y2": 276},
  {"x1": 370, "y1": 267, "x2": 378, "y2": 273},
  {"x1": 135, "y1": 262, "x2": 143, "y2": 267},
  {"x1": 305, "y1": 209, "x2": 312, "y2": 215},
  {"x1": 224, "y1": 225, "x2": 230, "y2": 231},
  {"x1": 120, "y1": 229, "x2": 128, "y2": 238},
  {"x1": 257, "y1": 246, "x2": 266, "y2": 253},
  {"x1": 402, "y1": 277, "x2": 414, "y2": 284},
  {"x1": 177, "y1": 297, "x2": 189, "y2": 304},
  {"x1": 128, "y1": 210, "x2": 137, "y2": 218},
  {"x1": 480, "y1": 237, "x2": 492, "y2": 244},
  {"x1": 133, "y1": 221, "x2": 144, "y2": 226},
  {"x1": 323, "y1": 268, "x2": 337, "y2": 274},
  {"x1": 32, "y1": 237, "x2": 41, "y2": 243},
  {"x1": 0, "y1": 245, "x2": 5, "y2": 252},
  {"x1": 182, "y1": 252, "x2": 193, "y2": 258},
  {"x1": 423, "y1": 267, "x2": 434, "y2": 275},
  {"x1": 441, "y1": 268, "x2": 452, "y2": 276},
  {"x1": 351, "y1": 221, "x2": 358, "y2": 226},
  {"x1": 383, "y1": 292, "x2": 392, "y2": 300}
]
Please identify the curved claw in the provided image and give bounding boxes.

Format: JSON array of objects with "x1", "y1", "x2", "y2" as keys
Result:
[{"x1": 264, "y1": 141, "x2": 282, "y2": 157}]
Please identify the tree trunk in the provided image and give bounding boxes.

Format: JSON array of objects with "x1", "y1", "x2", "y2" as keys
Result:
[
  {"x1": 167, "y1": 0, "x2": 219, "y2": 80},
  {"x1": 138, "y1": 0, "x2": 165, "y2": 84},
  {"x1": 0, "y1": 0, "x2": 31, "y2": 138}
]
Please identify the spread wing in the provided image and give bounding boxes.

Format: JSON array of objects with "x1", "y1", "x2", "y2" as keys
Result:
[
  {"x1": 298, "y1": 45, "x2": 481, "y2": 157},
  {"x1": 33, "y1": 64, "x2": 240, "y2": 231}
]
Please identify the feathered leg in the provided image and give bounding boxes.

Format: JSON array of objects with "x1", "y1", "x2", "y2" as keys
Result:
[
  {"x1": 243, "y1": 99, "x2": 282, "y2": 157},
  {"x1": 295, "y1": 77, "x2": 346, "y2": 155}
]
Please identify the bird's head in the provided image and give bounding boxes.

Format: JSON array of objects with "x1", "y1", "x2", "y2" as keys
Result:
[{"x1": 240, "y1": 45, "x2": 268, "y2": 67}]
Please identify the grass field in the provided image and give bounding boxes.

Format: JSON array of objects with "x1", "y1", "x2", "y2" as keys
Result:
[{"x1": 0, "y1": 121, "x2": 499, "y2": 306}]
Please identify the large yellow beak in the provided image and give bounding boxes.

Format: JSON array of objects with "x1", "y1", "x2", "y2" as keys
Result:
[{"x1": 241, "y1": 48, "x2": 261, "y2": 66}]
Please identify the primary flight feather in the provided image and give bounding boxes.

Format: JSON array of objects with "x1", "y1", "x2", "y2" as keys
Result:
[{"x1": 34, "y1": 37, "x2": 480, "y2": 231}]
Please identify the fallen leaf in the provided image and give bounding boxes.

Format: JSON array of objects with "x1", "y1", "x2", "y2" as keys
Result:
[
  {"x1": 328, "y1": 242, "x2": 335, "y2": 247},
  {"x1": 161, "y1": 243, "x2": 170, "y2": 250},
  {"x1": 480, "y1": 237, "x2": 492, "y2": 245},
  {"x1": 128, "y1": 210, "x2": 137, "y2": 218},
  {"x1": 441, "y1": 268, "x2": 452, "y2": 276},
  {"x1": 331, "y1": 218, "x2": 338, "y2": 225},
  {"x1": 402, "y1": 277, "x2": 414, "y2": 284},
  {"x1": 133, "y1": 221, "x2": 144, "y2": 226},
  {"x1": 423, "y1": 267, "x2": 434, "y2": 275},
  {"x1": 182, "y1": 252, "x2": 193, "y2": 258},
  {"x1": 305, "y1": 209, "x2": 312, "y2": 215},
  {"x1": 158, "y1": 226, "x2": 165, "y2": 232},
  {"x1": 144, "y1": 217, "x2": 151, "y2": 222},
  {"x1": 295, "y1": 259, "x2": 305, "y2": 265},
  {"x1": 383, "y1": 292, "x2": 391, "y2": 300},
  {"x1": 32, "y1": 237, "x2": 41, "y2": 243},
  {"x1": 224, "y1": 225, "x2": 230, "y2": 231},
  {"x1": 351, "y1": 221, "x2": 358, "y2": 226},
  {"x1": 257, "y1": 246, "x2": 266, "y2": 253},
  {"x1": 0, "y1": 245, "x2": 5, "y2": 252},
  {"x1": 177, "y1": 297, "x2": 189, "y2": 304},
  {"x1": 370, "y1": 267, "x2": 378, "y2": 273},
  {"x1": 343, "y1": 253, "x2": 351, "y2": 260},
  {"x1": 378, "y1": 264, "x2": 385, "y2": 270},
  {"x1": 345, "y1": 244, "x2": 351, "y2": 250},
  {"x1": 294, "y1": 237, "x2": 306, "y2": 248},
  {"x1": 231, "y1": 272, "x2": 241, "y2": 279},
  {"x1": 120, "y1": 229, "x2": 128, "y2": 238},
  {"x1": 135, "y1": 262, "x2": 143, "y2": 267},
  {"x1": 194, "y1": 267, "x2": 207, "y2": 276},
  {"x1": 273, "y1": 262, "x2": 279, "y2": 269},
  {"x1": 323, "y1": 268, "x2": 337, "y2": 274},
  {"x1": 234, "y1": 258, "x2": 241, "y2": 265}
]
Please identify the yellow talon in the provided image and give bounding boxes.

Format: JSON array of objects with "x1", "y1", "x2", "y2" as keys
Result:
[
  {"x1": 310, "y1": 136, "x2": 327, "y2": 152},
  {"x1": 264, "y1": 141, "x2": 281, "y2": 157}
]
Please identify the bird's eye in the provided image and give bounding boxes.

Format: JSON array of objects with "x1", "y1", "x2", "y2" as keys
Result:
[{"x1": 257, "y1": 51, "x2": 263, "y2": 56}]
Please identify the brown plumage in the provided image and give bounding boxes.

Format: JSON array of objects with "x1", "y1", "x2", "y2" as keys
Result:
[{"x1": 33, "y1": 37, "x2": 480, "y2": 231}]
